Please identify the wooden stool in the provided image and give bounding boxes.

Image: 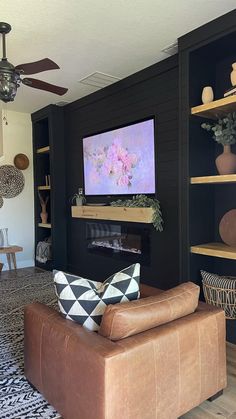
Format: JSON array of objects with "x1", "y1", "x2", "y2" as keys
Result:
[{"x1": 0, "y1": 246, "x2": 23, "y2": 270}]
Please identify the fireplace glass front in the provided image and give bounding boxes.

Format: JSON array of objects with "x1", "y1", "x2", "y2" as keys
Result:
[{"x1": 86, "y1": 222, "x2": 150, "y2": 265}]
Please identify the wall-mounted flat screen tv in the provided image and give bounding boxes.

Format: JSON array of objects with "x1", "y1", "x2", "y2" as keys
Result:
[{"x1": 82, "y1": 118, "x2": 155, "y2": 196}]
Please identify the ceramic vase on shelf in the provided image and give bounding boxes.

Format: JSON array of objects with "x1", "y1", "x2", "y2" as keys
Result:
[
  {"x1": 215, "y1": 145, "x2": 236, "y2": 175},
  {"x1": 230, "y1": 63, "x2": 236, "y2": 86},
  {"x1": 40, "y1": 210, "x2": 48, "y2": 224},
  {"x1": 38, "y1": 192, "x2": 49, "y2": 224},
  {"x1": 0, "y1": 228, "x2": 9, "y2": 247},
  {"x1": 201, "y1": 86, "x2": 214, "y2": 104}
]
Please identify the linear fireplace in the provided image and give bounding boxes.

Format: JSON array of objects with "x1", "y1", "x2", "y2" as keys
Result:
[{"x1": 86, "y1": 222, "x2": 150, "y2": 265}]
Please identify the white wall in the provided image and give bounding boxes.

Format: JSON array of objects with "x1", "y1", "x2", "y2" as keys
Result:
[{"x1": 0, "y1": 110, "x2": 34, "y2": 270}]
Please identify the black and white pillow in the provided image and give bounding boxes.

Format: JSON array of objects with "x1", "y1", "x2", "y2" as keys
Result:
[{"x1": 54, "y1": 263, "x2": 140, "y2": 331}]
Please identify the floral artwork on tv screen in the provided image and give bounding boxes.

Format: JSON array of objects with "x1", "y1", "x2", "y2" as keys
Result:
[{"x1": 83, "y1": 119, "x2": 155, "y2": 195}]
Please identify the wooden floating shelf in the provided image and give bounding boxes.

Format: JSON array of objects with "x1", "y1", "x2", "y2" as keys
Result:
[
  {"x1": 38, "y1": 185, "x2": 51, "y2": 190},
  {"x1": 71, "y1": 206, "x2": 154, "y2": 223},
  {"x1": 191, "y1": 95, "x2": 236, "y2": 119},
  {"x1": 36, "y1": 146, "x2": 50, "y2": 154},
  {"x1": 38, "y1": 223, "x2": 51, "y2": 229},
  {"x1": 190, "y1": 242, "x2": 236, "y2": 260},
  {"x1": 191, "y1": 174, "x2": 236, "y2": 184}
]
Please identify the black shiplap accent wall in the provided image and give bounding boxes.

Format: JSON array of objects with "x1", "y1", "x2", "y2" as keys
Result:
[{"x1": 64, "y1": 56, "x2": 179, "y2": 289}]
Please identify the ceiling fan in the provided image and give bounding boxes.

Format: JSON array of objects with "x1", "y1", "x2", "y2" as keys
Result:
[{"x1": 0, "y1": 22, "x2": 68, "y2": 103}]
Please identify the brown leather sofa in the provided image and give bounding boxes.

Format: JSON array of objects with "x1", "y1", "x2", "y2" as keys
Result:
[{"x1": 24, "y1": 282, "x2": 227, "y2": 419}]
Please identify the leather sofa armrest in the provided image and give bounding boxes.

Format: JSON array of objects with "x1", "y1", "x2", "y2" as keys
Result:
[
  {"x1": 24, "y1": 302, "x2": 122, "y2": 362},
  {"x1": 24, "y1": 302, "x2": 124, "y2": 418}
]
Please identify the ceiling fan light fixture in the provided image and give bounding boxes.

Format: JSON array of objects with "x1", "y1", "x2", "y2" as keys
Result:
[
  {"x1": 0, "y1": 22, "x2": 68, "y2": 103},
  {"x1": 0, "y1": 71, "x2": 20, "y2": 103}
]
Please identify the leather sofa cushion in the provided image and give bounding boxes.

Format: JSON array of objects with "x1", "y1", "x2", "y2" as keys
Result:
[{"x1": 99, "y1": 282, "x2": 200, "y2": 340}]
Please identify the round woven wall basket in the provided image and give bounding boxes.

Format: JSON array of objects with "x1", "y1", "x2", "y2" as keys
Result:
[{"x1": 0, "y1": 165, "x2": 25, "y2": 198}]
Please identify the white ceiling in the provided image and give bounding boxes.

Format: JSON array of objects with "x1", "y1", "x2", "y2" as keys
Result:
[{"x1": 1, "y1": 0, "x2": 236, "y2": 114}]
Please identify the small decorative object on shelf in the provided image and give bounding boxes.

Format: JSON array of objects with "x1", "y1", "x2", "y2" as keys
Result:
[
  {"x1": 230, "y1": 62, "x2": 236, "y2": 87},
  {"x1": 71, "y1": 188, "x2": 86, "y2": 206},
  {"x1": 224, "y1": 85, "x2": 236, "y2": 98},
  {"x1": 36, "y1": 236, "x2": 52, "y2": 264},
  {"x1": 201, "y1": 86, "x2": 214, "y2": 104},
  {"x1": 219, "y1": 209, "x2": 236, "y2": 246},
  {"x1": 38, "y1": 191, "x2": 49, "y2": 224},
  {"x1": 201, "y1": 112, "x2": 236, "y2": 174},
  {"x1": 110, "y1": 194, "x2": 163, "y2": 231},
  {"x1": 45, "y1": 175, "x2": 50, "y2": 186}
]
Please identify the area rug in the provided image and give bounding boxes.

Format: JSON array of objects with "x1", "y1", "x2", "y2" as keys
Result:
[{"x1": 0, "y1": 269, "x2": 61, "y2": 419}]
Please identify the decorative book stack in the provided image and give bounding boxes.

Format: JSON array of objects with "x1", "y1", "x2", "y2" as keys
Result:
[
  {"x1": 45, "y1": 175, "x2": 51, "y2": 187},
  {"x1": 224, "y1": 86, "x2": 236, "y2": 97}
]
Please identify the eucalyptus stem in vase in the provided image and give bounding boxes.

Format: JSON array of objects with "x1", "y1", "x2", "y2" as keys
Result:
[{"x1": 201, "y1": 112, "x2": 236, "y2": 175}]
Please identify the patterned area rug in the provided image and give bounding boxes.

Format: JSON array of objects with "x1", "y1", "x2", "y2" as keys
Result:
[{"x1": 0, "y1": 269, "x2": 61, "y2": 419}]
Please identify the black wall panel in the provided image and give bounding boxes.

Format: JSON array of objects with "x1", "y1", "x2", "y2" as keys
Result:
[{"x1": 64, "y1": 56, "x2": 180, "y2": 289}]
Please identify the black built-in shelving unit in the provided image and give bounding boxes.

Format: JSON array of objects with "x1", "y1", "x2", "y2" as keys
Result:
[
  {"x1": 32, "y1": 105, "x2": 67, "y2": 271},
  {"x1": 179, "y1": 9, "x2": 236, "y2": 342}
]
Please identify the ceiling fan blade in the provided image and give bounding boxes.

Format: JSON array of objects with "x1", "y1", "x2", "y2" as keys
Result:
[
  {"x1": 22, "y1": 77, "x2": 68, "y2": 96},
  {"x1": 15, "y1": 58, "x2": 59, "y2": 75}
]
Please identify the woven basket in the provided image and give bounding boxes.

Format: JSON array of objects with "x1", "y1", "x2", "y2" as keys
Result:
[{"x1": 202, "y1": 274, "x2": 236, "y2": 320}]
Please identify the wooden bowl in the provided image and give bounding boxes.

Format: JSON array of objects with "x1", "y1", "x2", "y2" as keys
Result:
[
  {"x1": 14, "y1": 154, "x2": 29, "y2": 170},
  {"x1": 219, "y1": 209, "x2": 236, "y2": 246}
]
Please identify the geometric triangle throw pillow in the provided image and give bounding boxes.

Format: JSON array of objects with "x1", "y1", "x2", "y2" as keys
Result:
[{"x1": 53, "y1": 263, "x2": 140, "y2": 332}]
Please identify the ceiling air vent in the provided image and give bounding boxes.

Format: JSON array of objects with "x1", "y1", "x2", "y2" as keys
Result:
[
  {"x1": 79, "y1": 72, "x2": 121, "y2": 89},
  {"x1": 55, "y1": 101, "x2": 69, "y2": 107},
  {"x1": 161, "y1": 41, "x2": 178, "y2": 56}
]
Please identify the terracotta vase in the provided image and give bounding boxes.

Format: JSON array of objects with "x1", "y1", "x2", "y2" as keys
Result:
[
  {"x1": 40, "y1": 209, "x2": 48, "y2": 224},
  {"x1": 215, "y1": 145, "x2": 236, "y2": 175}
]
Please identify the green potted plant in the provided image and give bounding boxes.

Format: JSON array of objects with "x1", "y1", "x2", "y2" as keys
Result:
[
  {"x1": 71, "y1": 188, "x2": 86, "y2": 206},
  {"x1": 201, "y1": 112, "x2": 236, "y2": 175},
  {"x1": 110, "y1": 194, "x2": 163, "y2": 231}
]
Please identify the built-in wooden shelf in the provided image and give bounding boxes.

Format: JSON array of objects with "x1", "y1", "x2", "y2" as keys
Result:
[
  {"x1": 71, "y1": 206, "x2": 154, "y2": 223},
  {"x1": 38, "y1": 185, "x2": 51, "y2": 190},
  {"x1": 190, "y1": 242, "x2": 236, "y2": 260},
  {"x1": 191, "y1": 95, "x2": 236, "y2": 119},
  {"x1": 36, "y1": 146, "x2": 50, "y2": 154},
  {"x1": 190, "y1": 174, "x2": 236, "y2": 184},
  {"x1": 38, "y1": 223, "x2": 51, "y2": 229}
]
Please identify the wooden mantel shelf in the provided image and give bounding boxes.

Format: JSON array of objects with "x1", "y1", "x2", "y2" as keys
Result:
[{"x1": 71, "y1": 205, "x2": 154, "y2": 223}]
